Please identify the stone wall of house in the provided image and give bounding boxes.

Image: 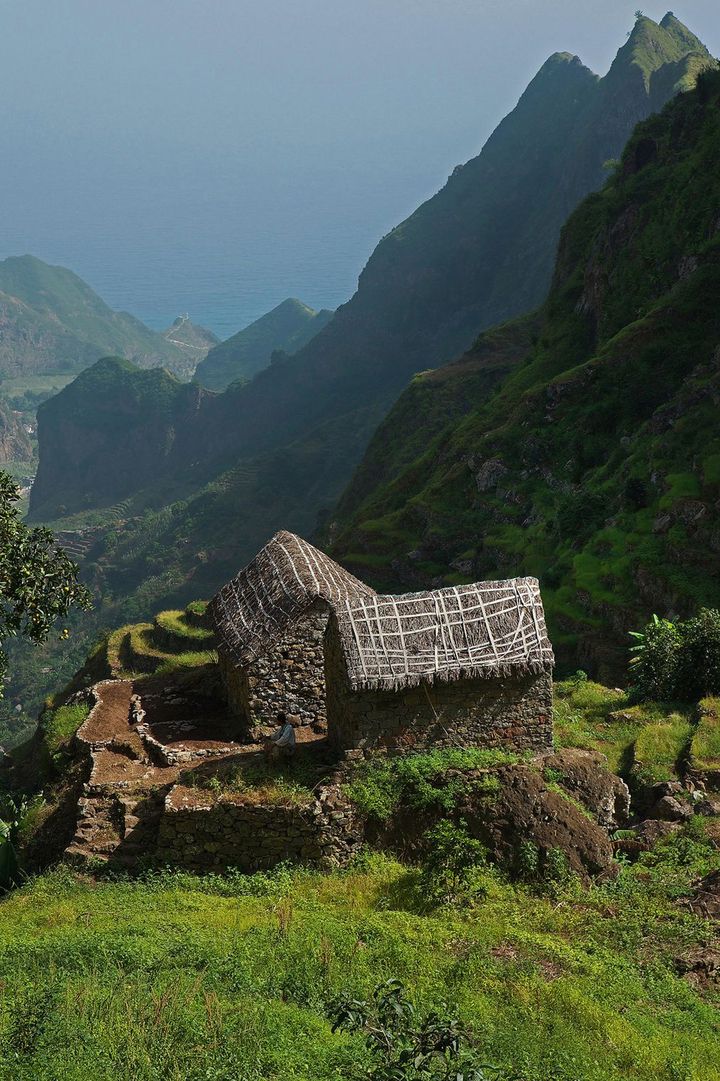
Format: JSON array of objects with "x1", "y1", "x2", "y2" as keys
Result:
[
  {"x1": 155, "y1": 783, "x2": 362, "y2": 873},
  {"x1": 218, "y1": 602, "x2": 329, "y2": 733},
  {"x1": 324, "y1": 617, "x2": 553, "y2": 756}
]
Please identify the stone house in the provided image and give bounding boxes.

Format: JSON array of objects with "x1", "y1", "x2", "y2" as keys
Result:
[{"x1": 210, "y1": 530, "x2": 554, "y2": 753}]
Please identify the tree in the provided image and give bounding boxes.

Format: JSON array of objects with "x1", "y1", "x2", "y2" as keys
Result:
[{"x1": 0, "y1": 472, "x2": 91, "y2": 694}]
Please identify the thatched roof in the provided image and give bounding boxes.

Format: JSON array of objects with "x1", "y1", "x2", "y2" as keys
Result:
[
  {"x1": 210, "y1": 530, "x2": 375, "y2": 668},
  {"x1": 333, "y1": 577, "x2": 553, "y2": 690},
  {"x1": 211, "y1": 531, "x2": 553, "y2": 690}
]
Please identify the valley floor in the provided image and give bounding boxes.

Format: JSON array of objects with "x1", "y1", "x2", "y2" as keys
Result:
[{"x1": 1, "y1": 839, "x2": 719, "y2": 1081}]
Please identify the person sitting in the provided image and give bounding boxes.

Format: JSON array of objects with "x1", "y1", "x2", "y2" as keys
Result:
[{"x1": 264, "y1": 712, "x2": 296, "y2": 761}]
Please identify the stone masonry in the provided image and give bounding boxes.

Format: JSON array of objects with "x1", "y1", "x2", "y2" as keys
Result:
[
  {"x1": 155, "y1": 782, "x2": 362, "y2": 873},
  {"x1": 219, "y1": 602, "x2": 328, "y2": 734},
  {"x1": 324, "y1": 615, "x2": 553, "y2": 756}
]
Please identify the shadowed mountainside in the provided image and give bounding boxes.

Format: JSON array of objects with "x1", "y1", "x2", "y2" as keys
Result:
[
  {"x1": 194, "y1": 298, "x2": 333, "y2": 391},
  {"x1": 331, "y1": 67, "x2": 720, "y2": 680}
]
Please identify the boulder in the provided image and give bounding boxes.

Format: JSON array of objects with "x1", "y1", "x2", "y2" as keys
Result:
[
  {"x1": 650, "y1": 795, "x2": 692, "y2": 822},
  {"x1": 458, "y1": 764, "x2": 616, "y2": 883},
  {"x1": 541, "y1": 748, "x2": 630, "y2": 829},
  {"x1": 634, "y1": 818, "x2": 681, "y2": 848}
]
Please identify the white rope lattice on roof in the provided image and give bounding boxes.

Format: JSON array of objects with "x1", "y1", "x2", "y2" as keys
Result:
[
  {"x1": 334, "y1": 577, "x2": 553, "y2": 690},
  {"x1": 210, "y1": 531, "x2": 554, "y2": 690},
  {"x1": 210, "y1": 530, "x2": 376, "y2": 668}
]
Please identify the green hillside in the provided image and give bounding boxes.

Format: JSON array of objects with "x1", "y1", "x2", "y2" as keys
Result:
[
  {"x1": 195, "y1": 298, "x2": 333, "y2": 391},
  {"x1": 27, "y1": 15, "x2": 713, "y2": 545},
  {"x1": 0, "y1": 255, "x2": 199, "y2": 379},
  {"x1": 331, "y1": 68, "x2": 720, "y2": 680},
  {"x1": 13, "y1": 14, "x2": 717, "y2": 737},
  {"x1": 1, "y1": 835, "x2": 719, "y2": 1081}
]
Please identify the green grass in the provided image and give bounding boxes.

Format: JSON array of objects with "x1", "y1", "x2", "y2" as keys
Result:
[
  {"x1": 154, "y1": 609, "x2": 214, "y2": 645},
  {"x1": 184, "y1": 754, "x2": 323, "y2": 807},
  {"x1": 344, "y1": 748, "x2": 520, "y2": 822},
  {"x1": 126, "y1": 625, "x2": 217, "y2": 676},
  {"x1": 690, "y1": 698, "x2": 720, "y2": 769},
  {"x1": 40, "y1": 703, "x2": 90, "y2": 755},
  {"x1": 0, "y1": 834, "x2": 719, "y2": 1080},
  {"x1": 632, "y1": 715, "x2": 695, "y2": 787},
  {"x1": 552, "y1": 680, "x2": 698, "y2": 787},
  {"x1": 553, "y1": 679, "x2": 637, "y2": 772}
]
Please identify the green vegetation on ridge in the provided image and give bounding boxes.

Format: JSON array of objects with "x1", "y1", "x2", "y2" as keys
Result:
[
  {"x1": 195, "y1": 298, "x2": 334, "y2": 391},
  {"x1": 0, "y1": 255, "x2": 197, "y2": 380},
  {"x1": 332, "y1": 67, "x2": 720, "y2": 682}
]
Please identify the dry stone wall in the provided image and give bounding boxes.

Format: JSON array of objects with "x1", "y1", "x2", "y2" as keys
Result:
[
  {"x1": 219, "y1": 603, "x2": 328, "y2": 733},
  {"x1": 324, "y1": 618, "x2": 553, "y2": 756},
  {"x1": 156, "y1": 783, "x2": 362, "y2": 873}
]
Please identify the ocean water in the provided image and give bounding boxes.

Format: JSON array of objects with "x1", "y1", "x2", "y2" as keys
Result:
[{"x1": 0, "y1": 151, "x2": 454, "y2": 342}]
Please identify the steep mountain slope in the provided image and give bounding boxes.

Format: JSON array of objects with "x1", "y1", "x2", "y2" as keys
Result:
[
  {"x1": 195, "y1": 298, "x2": 333, "y2": 391},
  {"x1": 0, "y1": 255, "x2": 196, "y2": 379},
  {"x1": 29, "y1": 16, "x2": 713, "y2": 519},
  {"x1": 21, "y1": 14, "x2": 716, "y2": 720},
  {"x1": 30, "y1": 358, "x2": 214, "y2": 515},
  {"x1": 331, "y1": 68, "x2": 720, "y2": 680},
  {"x1": 252, "y1": 14, "x2": 713, "y2": 424},
  {"x1": 162, "y1": 315, "x2": 219, "y2": 366},
  {"x1": 0, "y1": 400, "x2": 32, "y2": 463}
]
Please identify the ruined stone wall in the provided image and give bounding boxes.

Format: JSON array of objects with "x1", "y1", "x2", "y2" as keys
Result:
[
  {"x1": 324, "y1": 617, "x2": 553, "y2": 756},
  {"x1": 155, "y1": 784, "x2": 362, "y2": 873},
  {"x1": 219, "y1": 602, "x2": 328, "y2": 732}
]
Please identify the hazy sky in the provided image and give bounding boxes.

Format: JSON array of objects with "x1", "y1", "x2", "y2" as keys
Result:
[{"x1": 1, "y1": 1, "x2": 718, "y2": 335}]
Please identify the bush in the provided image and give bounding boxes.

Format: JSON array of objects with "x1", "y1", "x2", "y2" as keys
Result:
[
  {"x1": 330, "y1": 979, "x2": 489, "y2": 1080},
  {"x1": 675, "y1": 609, "x2": 720, "y2": 701},
  {"x1": 420, "y1": 820, "x2": 487, "y2": 904},
  {"x1": 629, "y1": 608, "x2": 720, "y2": 702},
  {"x1": 629, "y1": 615, "x2": 681, "y2": 700}
]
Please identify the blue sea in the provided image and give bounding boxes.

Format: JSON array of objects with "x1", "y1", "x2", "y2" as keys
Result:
[{"x1": 0, "y1": 151, "x2": 456, "y2": 342}]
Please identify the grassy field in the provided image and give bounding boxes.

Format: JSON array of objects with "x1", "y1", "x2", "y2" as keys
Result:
[{"x1": 0, "y1": 833, "x2": 719, "y2": 1081}]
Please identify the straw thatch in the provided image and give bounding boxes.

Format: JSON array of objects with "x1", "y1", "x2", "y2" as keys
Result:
[
  {"x1": 210, "y1": 530, "x2": 376, "y2": 668},
  {"x1": 211, "y1": 531, "x2": 554, "y2": 691},
  {"x1": 333, "y1": 577, "x2": 553, "y2": 691}
]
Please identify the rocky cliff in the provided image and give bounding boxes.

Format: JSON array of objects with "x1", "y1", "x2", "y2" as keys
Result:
[
  {"x1": 0, "y1": 400, "x2": 32, "y2": 463},
  {"x1": 331, "y1": 67, "x2": 720, "y2": 679}
]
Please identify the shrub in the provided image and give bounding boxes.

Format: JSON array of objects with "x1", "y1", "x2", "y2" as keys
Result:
[
  {"x1": 630, "y1": 609, "x2": 720, "y2": 702},
  {"x1": 629, "y1": 614, "x2": 681, "y2": 700},
  {"x1": 420, "y1": 820, "x2": 487, "y2": 904},
  {"x1": 344, "y1": 748, "x2": 518, "y2": 822},
  {"x1": 675, "y1": 609, "x2": 720, "y2": 701},
  {"x1": 0, "y1": 796, "x2": 25, "y2": 889},
  {"x1": 329, "y1": 979, "x2": 490, "y2": 1080}
]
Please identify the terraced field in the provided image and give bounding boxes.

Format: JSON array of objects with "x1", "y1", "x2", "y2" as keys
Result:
[{"x1": 103, "y1": 601, "x2": 217, "y2": 680}]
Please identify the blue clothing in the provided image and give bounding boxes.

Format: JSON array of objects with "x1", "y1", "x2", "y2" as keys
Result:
[{"x1": 271, "y1": 723, "x2": 296, "y2": 749}]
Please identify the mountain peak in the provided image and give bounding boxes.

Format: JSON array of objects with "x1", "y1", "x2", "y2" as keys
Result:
[
  {"x1": 518, "y1": 50, "x2": 598, "y2": 105},
  {"x1": 660, "y1": 11, "x2": 710, "y2": 54},
  {"x1": 608, "y1": 12, "x2": 711, "y2": 89}
]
